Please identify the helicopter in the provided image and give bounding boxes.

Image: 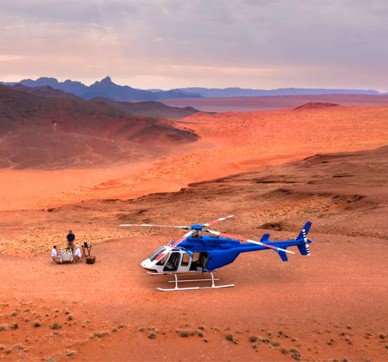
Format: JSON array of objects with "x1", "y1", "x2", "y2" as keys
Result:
[{"x1": 120, "y1": 215, "x2": 312, "y2": 291}]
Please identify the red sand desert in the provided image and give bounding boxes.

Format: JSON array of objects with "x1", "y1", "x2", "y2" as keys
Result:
[{"x1": 0, "y1": 101, "x2": 387, "y2": 361}]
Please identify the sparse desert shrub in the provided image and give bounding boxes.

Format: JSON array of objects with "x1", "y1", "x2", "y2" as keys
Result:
[
  {"x1": 50, "y1": 323, "x2": 62, "y2": 330},
  {"x1": 197, "y1": 330, "x2": 204, "y2": 338},
  {"x1": 32, "y1": 320, "x2": 42, "y2": 327},
  {"x1": 65, "y1": 349, "x2": 76, "y2": 357},
  {"x1": 11, "y1": 311, "x2": 18, "y2": 317},
  {"x1": 278, "y1": 330, "x2": 289, "y2": 338},
  {"x1": 148, "y1": 332, "x2": 157, "y2": 339},
  {"x1": 177, "y1": 330, "x2": 190, "y2": 338},
  {"x1": 112, "y1": 328, "x2": 118, "y2": 333},
  {"x1": 198, "y1": 325, "x2": 206, "y2": 331},
  {"x1": 91, "y1": 331, "x2": 110, "y2": 339},
  {"x1": 0, "y1": 324, "x2": 8, "y2": 331},
  {"x1": 148, "y1": 326, "x2": 160, "y2": 334},
  {"x1": 289, "y1": 348, "x2": 301, "y2": 360},
  {"x1": 249, "y1": 336, "x2": 258, "y2": 343},
  {"x1": 225, "y1": 333, "x2": 238, "y2": 344},
  {"x1": 260, "y1": 338, "x2": 271, "y2": 345},
  {"x1": 11, "y1": 323, "x2": 18, "y2": 330},
  {"x1": 67, "y1": 315, "x2": 73, "y2": 321},
  {"x1": 0, "y1": 344, "x2": 5, "y2": 350},
  {"x1": 280, "y1": 348, "x2": 289, "y2": 355},
  {"x1": 13, "y1": 344, "x2": 25, "y2": 351}
]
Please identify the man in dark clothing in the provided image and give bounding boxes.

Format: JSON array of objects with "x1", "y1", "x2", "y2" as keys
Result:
[{"x1": 67, "y1": 230, "x2": 75, "y2": 252}]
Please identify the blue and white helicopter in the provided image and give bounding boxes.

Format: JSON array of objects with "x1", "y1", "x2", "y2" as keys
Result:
[{"x1": 120, "y1": 216, "x2": 312, "y2": 291}]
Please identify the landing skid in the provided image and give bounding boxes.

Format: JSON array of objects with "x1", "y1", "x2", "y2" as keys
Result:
[{"x1": 157, "y1": 272, "x2": 234, "y2": 291}]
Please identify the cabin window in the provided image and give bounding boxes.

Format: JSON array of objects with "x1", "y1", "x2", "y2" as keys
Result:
[
  {"x1": 181, "y1": 253, "x2": 190, "y2": 266},
  {"x1": 192, "y1": 252, "x2": 200, "y2": 262},
  {"x1": 164, "y1": 252, "x2": 181, "y2": 272}
]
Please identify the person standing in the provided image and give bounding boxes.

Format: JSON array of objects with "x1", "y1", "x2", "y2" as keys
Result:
[{"x1": 66, "y1": 230, "x2": 75, "y2": 252}]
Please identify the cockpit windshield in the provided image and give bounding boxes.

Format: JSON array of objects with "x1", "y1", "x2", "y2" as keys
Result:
[{"x1": 149, "y1": 246, "x2": 166, "y2": 262}]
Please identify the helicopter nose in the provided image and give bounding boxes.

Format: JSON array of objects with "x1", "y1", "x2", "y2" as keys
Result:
[{"x1": 141, "y1": 258, "x2": 150, "y2": 268}]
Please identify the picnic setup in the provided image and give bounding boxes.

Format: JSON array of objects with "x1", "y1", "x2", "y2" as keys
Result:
[{"x1": 51, "y1": 230, "x2": 95, "y2": 264}]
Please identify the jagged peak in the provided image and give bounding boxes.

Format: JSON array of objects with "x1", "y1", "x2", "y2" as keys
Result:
[{"x1": 100, "y1": 76, "x2": 113, "y2": 83}]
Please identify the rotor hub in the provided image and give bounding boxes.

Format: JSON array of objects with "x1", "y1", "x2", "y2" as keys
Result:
[{"x1": 191, "y1": 224, "x2": 204, "y2": 230}]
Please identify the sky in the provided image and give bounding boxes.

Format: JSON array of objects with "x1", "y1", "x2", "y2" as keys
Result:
[{"x1": 1, "y1": 0, "x2": 387, "y2": 91}]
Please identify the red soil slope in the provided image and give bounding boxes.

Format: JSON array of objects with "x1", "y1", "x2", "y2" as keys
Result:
[
  {"x1": 1, "y1": 104, "x2": 387, "y2": 210},
  {"x1": 0, "y1": 85, "x2": 198, "y2": 169}
]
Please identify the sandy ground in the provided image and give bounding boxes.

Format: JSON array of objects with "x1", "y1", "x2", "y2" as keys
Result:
[{"x1": 0, "y1": 104, "x2": 387, "y2": 361}]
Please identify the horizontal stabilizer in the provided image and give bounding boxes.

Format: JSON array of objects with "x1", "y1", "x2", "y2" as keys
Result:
[
  {"x1": 260, "y1": 233, "x2": 270, "y2": 242},
  {"x1": 277, "y1": 250, "x2": 288, "y2": 262}
]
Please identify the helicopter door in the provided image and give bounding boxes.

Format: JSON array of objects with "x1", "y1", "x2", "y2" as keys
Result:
[
  {"x1": 177, "y1": 252, "x2": 191, "y2": 273},
  {"x1": 189, "y1": 252, "x2": 208, "y2": 271},
  {"x1": 163, "y1": 252, "x2": 181, "y2": 272}
]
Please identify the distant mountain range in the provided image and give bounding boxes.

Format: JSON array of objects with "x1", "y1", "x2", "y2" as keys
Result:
[
  {"x1": 176, "y1": 87, "x2": 385, "y2": 97},
  {"x1": 4, "y1": 76, "x2": 200, "y2": 101},
  {"x1": 1, "y1": 76, "x2": 386, "y2": 101}
]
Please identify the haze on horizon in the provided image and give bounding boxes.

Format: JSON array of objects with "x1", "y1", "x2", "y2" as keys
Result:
[{"x1": 1, "y1": 0, "x2": 387, "y2": 91}]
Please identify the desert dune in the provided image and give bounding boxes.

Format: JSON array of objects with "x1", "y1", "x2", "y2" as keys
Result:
[{"x1": 0, "y1": 102, "x2": 387, "y2": 361}]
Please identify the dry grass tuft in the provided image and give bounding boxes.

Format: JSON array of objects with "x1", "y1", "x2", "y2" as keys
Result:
[
  {"x1": 91, "y1": 330, "x2": 110, "y2": 339},
  {"x1": 32, "y1": 320, "x2": 42, "y2": 327},
  {"x1": 65, "y1": 349, "x2": 77, "y2": 357},
  {"x1": 50, "y1": 323, "x2": 62, "y2": 330},
  {"x1": 225, "y1": 333, "x2": 238, "y2": 344}
]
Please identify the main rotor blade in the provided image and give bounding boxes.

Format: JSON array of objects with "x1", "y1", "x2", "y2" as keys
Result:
[
  {"x1": 206, "y1": 229, "x2": 294, "y2": 254},
  {"x1": 120, "y1": 223, "x2": 190, "y2": 229},
  {"x1": 169, "y1": 230, "x2": 195, "y2": 248},
  {"x1": 203, "y1": 215, "x2": 234, "y2": 227}
]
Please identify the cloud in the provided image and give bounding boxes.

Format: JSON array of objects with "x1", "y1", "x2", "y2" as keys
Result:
[{"x1": 0, "y1": 0, "x2": 387, "y2": 90}]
